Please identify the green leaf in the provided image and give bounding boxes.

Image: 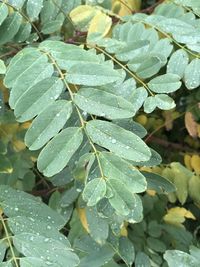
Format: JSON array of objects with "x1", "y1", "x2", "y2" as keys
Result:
[
  {"x1": 164, "y1": 250, "x2": 199, "y2": 267},
  {"x1": 118, "y1": 237, "x2": 135, "y2": 267},
  {"x1": 0, "y1": 3, "x2": 8, "y2": 26},
  {"x1": 144, "y1": 96, "x2": 157, "y2": 113},
  {"x1": 167, "y1": 49, "x2": 189, "y2": 78},
  {"x1": 86, "y1": 207, "x2": 109, "y2": 244},
  {"x1": 130, "y1": 148, "x2": 162, "y2": 167},
  {"x1": 83, "y1": 178, "x2": 107, "y2": 206},
  {"x1": 154, "y1": 94, "x2": 176, "y2": 110},
  {"x1": 148, "y1": 74, "x2": 181, "y2": 93},
  {"x1": 26, "y1": 0, "x2": 43, "y2": 20},
  {"x1": 99, "y1": 152, "x2": 147, "y2": 193},
  {"x1": 147, "y1": 237, "x2": 166, "y2": 252},
  {"x1": 86, "y1": 120, "x2": 151, "y2": 162},
  {"x1": 6, "y1": 49, "x2": 53, "y2": 108},
  {"x1": 107, "y1": 179, "x2": 136, "y2": 216},
  {"x1": 37, "y1": 127, "x2": 83, "y2": 177},
  {"x1": 66, "y1": 62, "x2": 122, "y2": 86},
  {"x1": 74, "y1": 87, "x2": 135, "y2": 119},
  {"x1": 0, "y1": 59, "x2": 6, "y2": 74},
  {"x1": 79, "y1": 244, "x2": 114, "y2": 267},
  {"x1": 14, "y1": 77, "x2": 64, "y2": 122},
  {"x1": 141, "y1": 171, "x2": 176, "y2": 193},
  {"x1": 135, "y1": 252, "x2": 151, "y2": 267},
  {"x1": 13, "y1": 233, "x2": 80, "y2": 267},
  {"x1": 0, "y1": 12, "x2": 22, "y2": 45},
  {"x1": 25, "y1": 100, "x2": 72, "y2": 150},
  {"x1": 184, "y1": 58, "x2": 200, "y2": 89}
]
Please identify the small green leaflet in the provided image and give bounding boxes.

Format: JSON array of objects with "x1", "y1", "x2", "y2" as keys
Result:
[
  {"x1": 74, "y1": 87, "x2": 135, "y2": 119},
  {"x1": 86, "y1": 120, "x2": 151, "y2": 162},
  {"x1": 83, "y1": 178, "x2": 106, "y2": 206},
  {"x1": 25, "y1": 100, "x2": 72, "y2": 150},
  {"x1": 0, "y1": 59, "x2": 6, "y2": 74},
  {"x1": 0, "y1": 12, "x2": 22, "y2": 45},
  {"x1": 167, "y1": 49, "x2": 189, "y2": 78},
  {"x1": 66, "y1": 62, "x2": 122, "y2": 86},
  {"x1": 164, "y1": 250, "x2": 199, "y2": 267},
  {"x1": 184, "y1": 58, "x2": 200, "y2": 89},
  {"x1": 99, "y1": 152, "x2": 147, "y2": 193},
  {"x1": 14, "y1": 77, "x2": 64, "y2": 122},
  {"x1": 37, "y1": 127, "x2": 83, "y2": 177},
  {"x1": 148, "y1": 73, "x2": 181, "y2": 93},
  {"x1": 0, "y1": 3, "x2": 8, "y2": 26},
  {"x1": 107, "y1": 179, "x2": 136, "y2": 216}
]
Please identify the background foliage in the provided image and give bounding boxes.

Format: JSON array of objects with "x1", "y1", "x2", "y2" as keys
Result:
[{"x1": 0, "y1": 0, "x2": 200, "y2": 266}]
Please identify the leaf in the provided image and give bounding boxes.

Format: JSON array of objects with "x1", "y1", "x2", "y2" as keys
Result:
[
  {"x1": 189, "y1": 175, "x2": 200, "y2": 204},
  {"x1": 135, "y1": 252, "x2": 151, "y2": 267},
  {"x1": 0, "y1": 60, "x2": 6, "y2": 74},
  {"x1": 141, "y1": 171, "x2": 176, "y2": 193},
  {"x1": 0, "y1": 12, "x2": 22, "y2": 45},
  {"x1": 66, "y1": 62, "x2": 122, "y2": 86},
  {"x1": 118, "y1": 237, "x2": 135, "y2": 267},
  {"x1": 185, "y1": 111, "x2": 198, "y2": 138},
  {"x1": 14, "y1": 77, "x2": 64, "y2": 122},
  {"x1": 86, "y1": 207, "x2": 109, "y2": 244},
  {"x1": 184, "y1": 59, "x2": 200, "y2": 89},
  {"x1": 25, "y1": 100, "x2": 72, "y2": 150},
  {"x1": 74, "y1": 87, "x2": 135, "y2": 119},
  {"x1": 154, "y1": 94, "x2": 176, "y2": 110},
  {"x1": 167, "y1": 49, "x2": 189, "y2": 78},
  {"x1": 13, "y1": 233, "x2": 80, "y2": 267},
  {"x1": 37, "y1": 127, "x2": 83, "y2": 177},
  {"x1": 70, "y1": 5, "x2": 100, "y2": 31},
  {"x1": 147, "y1": 237, "x2": 166, "y2": 253},
  {"x1": 86, "y1": 120, "x2": 151, "y2": 162},
  {"x1": 6, "y1": 50, "x2": 53, "y2": 108},
  {"x1": 148, "y1": 74, "x2": 181, "y2": 93},
  {"x1": 83, "y1": 178, "x2": 107, "y2": 206},
  {"x1": 107, "y1": 179, "x2": 136, "y2": 216},
  {"x1": 88, "y1": 12, "x2": 112, "y2": 42},
  {"x1": 26, "y1": 0, "x2": 43, "y2": 20},
  {"x1": 163, "y1": 207, "x2": 195, "y2": 226},
  {"x1": 0, "y1": 3, "x2": 8, "y2": 26},
  {"x1": 164, "y1": 250, "x2": 199, "y2": 267},
  {"x1": 99, "y1": 152, "x2": 147, "y2": 193},
  {"x1": 79, "y1": 244, "x2": 114, "y2": 267}
]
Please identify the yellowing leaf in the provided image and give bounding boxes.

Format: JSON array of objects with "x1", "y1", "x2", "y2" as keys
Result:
[
  {"x1": 77, "y1": 207, "x2": 89, "y2": 233},
  {"x1": 88, "y1": 13, "x2": 112, "y2": 42},
  {"x1": 70, "y1": 5, "x2": 100, "y2": 31},
  {"x1": 184, "y1": 154, "x2": 192, "y2": 171},
  {"x1": 164, "y1": 207, "x2": 195, "y2": 227},
  {"x1": 185, "y1": 111, "x2": 198, "y2": 138},
  {"x1": 136, "y1": 115, "x2": 147, "y2": 126},
  {"x1": 120, "y1": 224, "x2": 128, "y2": 237},
  {"x1": 191, "y1": 155, "x2": 200, "y2": 175},
  {"x1": 112, "y1": 0, "x2": 141, "y2": 16},
  {"x1": 13, "y1": 139, "x2": 26, "y2": 152},
  {"x1": 146, "y1": 189, "x2": 156, "y2": 196}
]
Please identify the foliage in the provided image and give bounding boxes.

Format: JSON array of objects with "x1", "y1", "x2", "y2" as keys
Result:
[{"x1": 0, "y1": 0, "x2": 200, "y2": 266}]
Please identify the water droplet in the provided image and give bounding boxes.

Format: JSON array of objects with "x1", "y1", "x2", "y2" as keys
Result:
[
  {"x1": 14, "y1": 207, "x2": 19, "y2": 211},
  {"x1": 111, "y1": 139, "x2": 116, "y2": 144}
]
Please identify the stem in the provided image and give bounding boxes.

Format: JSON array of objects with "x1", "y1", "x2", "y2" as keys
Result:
[
  {"x1": 0, "y1": 213, "x2": 19, "y2": 267},
  {"x1": 93, "y1": 45, "x2": 154, "y2": 96},
  {"x1": 41, "y1": 50, "x2": 105, "y2": 179}
]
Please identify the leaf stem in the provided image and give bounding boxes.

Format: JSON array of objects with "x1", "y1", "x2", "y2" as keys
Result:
[{"x1": 0, "y1": 213, "x2": 19, "y2": 267}]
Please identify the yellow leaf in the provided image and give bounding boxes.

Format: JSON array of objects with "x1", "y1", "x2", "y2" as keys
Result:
[
  {"x1": 120, "y1": 224, "x2": 128, "y2": 237},
  {"x1": 197, "y1": 124, "x2": 200, "y2": 138},
  {"x1": 164, "y1": 207, "x2": 195, "y2": 227},
  {"x1": 70, "y1": 5, "x2": 100, "y2": 31},
  {"x1": 184, "y1": 154, "x2": 192, "y2": 171},
  {"x1": 146, "y1": 190, "x2": 156, "y2": 196},
  {"x1": 12, "y1": 139, "x2": 26, "y2": 152},
  {"x1": 191, "y1": 155, "x2": 200, "y2": 175},
  {"x1": 136, "y1": 115, "x2": 147, "y2": 126},
  {"x1": 88, "y1": 13, "x2": 112, "y2": 42},
  {"x1": 77, "y1": 207, "x2": 89, "y2": 233},
  {"x1": 112, "y1": 0, "x2": 141, "y2": 16},
  {"x1": 185, "y1": 111, "x2": 198, "y2": 138}
]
